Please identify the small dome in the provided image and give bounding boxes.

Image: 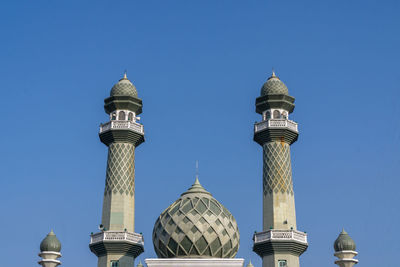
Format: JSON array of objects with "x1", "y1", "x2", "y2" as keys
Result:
[
  {"x1": 260, "y1": 71, "x2": 289, "y2": 96},
  {"x1": 152, "y1": 178, "x2": 240, "y2": 258},
  {"x1": 40, "y1": 230, "x2": 61, "y2": 252},
  {"x1": 334, "y1": 229, "x2": 356, "y2": 252},
  {"x1": 110, "y1": 73, "x2": 138, "y2": 97}
]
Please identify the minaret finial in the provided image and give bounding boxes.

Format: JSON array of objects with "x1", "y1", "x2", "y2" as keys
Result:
[{"x1": 123, "y1": 70, "x2": 127, "y2": 79}]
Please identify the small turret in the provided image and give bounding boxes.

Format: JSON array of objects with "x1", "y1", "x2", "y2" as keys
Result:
[
  {"x1": 38, "y1": 230, "x2": 62, "y2": 267},
  {"x1": 333, "y1": 229, "x2": 358, "y2": 267}
]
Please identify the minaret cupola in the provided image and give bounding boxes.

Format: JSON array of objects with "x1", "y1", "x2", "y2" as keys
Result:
[
  {"x1": 333, "y1": 229, "x2": 358, "y2": 267},
  {"x1": 110, "y1": 73, "x2": 138, "y2": 97},
  {"x1": 103, "y1": 73, "x2": 143, "y2": 129},
  {"x1": 260, "y1": 71, "x2": 289, "y2": 96},
  {"x1": 38, "y1": 230, "x2": 62, "y2": 267},
  {"x1": 254, "y1": 71, "x2": 298, "y2": 145}
]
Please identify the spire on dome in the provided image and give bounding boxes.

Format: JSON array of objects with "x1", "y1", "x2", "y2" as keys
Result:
[
  {"x1": 181, "y1": 176, "x2": 211, "y2": 196},
  {"x1": 271, "y1": 69, "x2": 276, "y2": 78}
]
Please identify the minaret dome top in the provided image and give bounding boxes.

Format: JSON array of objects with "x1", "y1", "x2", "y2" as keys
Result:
[
  {"x1": 110, "y1": 73, "x2": 138, "y2": 97},
  {"x1": 40, "y1": 229, "x2": 61, "y2": 252},
  {"x1": 334, "y1": 229, "x2": 356, "y2": 252},
  {"x1": 260, "y1": 71, "x2": 289, "y2": 96}
]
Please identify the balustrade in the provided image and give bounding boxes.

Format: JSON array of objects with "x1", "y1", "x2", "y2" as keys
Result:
[
  {"x1": 90, "y1": 231, "x2": 144, "y2": 245},
  {"x1": 254, "y1": 229, "x2": 307, "y2": 244},
  {"x1": 99, "y1": 121, "x2": 144, "y2": 134},
  {"x1": 254, "y1": 119, "x2": 298, "y2": 133}
]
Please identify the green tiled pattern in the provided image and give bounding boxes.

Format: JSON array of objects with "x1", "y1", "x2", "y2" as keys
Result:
[
  {"x1": 104, "y1": 143, "x2": 135, "y2": 196},
  {"x1": 263, "y1": 142, "x2": 294, "y2": 195},
  {"x1": 152, "y1": 189, "x2": 240, "y2": 258},
  {"x1": 260, "y1": 78, "x2": 289, "y2": 96},
  {"x1": 110, "y1": 79, "x2": 138, "y2": 97}
]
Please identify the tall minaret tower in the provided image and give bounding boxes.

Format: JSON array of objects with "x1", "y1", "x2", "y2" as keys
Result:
[
  {"x1": 90, "y1": 73, "x2": 145, "y2": 267},
  {"x1": 252, "y1": 72, "x2": 308, "y2": 267}
]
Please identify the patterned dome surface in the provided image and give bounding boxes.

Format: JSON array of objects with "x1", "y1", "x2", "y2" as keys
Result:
[
  {"x1": 110, "y1": 73, "x2": 138, "y2": 97},
  {"x1": 260, "y1": 71, "x2": 289, "y2": 96},
  {"x1": 334, "y1": 229, "x2": 356, "y2": 252},
  {"x1": 40, "y1": 230, "x2": 61, "y2": 252},
  {"x1": 152, "y1": 178, "x2": 240, "y2": 258}
]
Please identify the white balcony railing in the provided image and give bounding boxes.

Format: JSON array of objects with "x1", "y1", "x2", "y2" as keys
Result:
[
  {"x1": 254, "y1": 119, "x2": 298, "y2": 133},
  {"x1": 90, "y1": 231, "x2": 144, "y2": 245},
  {"x1": 99, "y1": 121, "x2": 144, "y2": 135},
  {"x1": 254, "y1": 229, "x2": 307, "y2": 244}
]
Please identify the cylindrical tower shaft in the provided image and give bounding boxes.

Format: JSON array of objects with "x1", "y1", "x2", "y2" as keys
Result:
[
  {"x1": 102, "y1": 142, "x2": 136, "y2": 232},
  {"x1": 90, "y1": 74, "x2": 145, "y2": 267},
  {"x1": 252, "y1": 72, "x2": 307, "y2": 267},
  {"x1": 262, "y1": 141, "x2": 296, "y2": 231}
]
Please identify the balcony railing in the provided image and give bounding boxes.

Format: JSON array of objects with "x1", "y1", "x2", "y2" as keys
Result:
[
  {"x1": 99, "y1": 121, "x2": 144, "y2": 135},
  {"x1": 90, "y1": 231, "x2": 144, "y2": 245},
  {"x1": 254, "y1": 119, "x2": 298, "y2": 133},
  {"x1": 254, "y1": 229, "x2": 307, "y2": 244}
]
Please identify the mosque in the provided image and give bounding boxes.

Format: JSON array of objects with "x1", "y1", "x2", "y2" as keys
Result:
[{"x1": 37, "y1": 72, "x2": 359, "y2": 267}]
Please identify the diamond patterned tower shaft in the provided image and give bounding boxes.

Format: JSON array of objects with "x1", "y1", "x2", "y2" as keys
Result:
[{"x1": 102, "y1": 142, "x2": 136, "y2": 231}]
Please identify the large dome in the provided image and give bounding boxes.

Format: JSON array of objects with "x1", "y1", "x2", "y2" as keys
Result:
[
  {"x1": 110, "y1": 73, "x2": 138, "y2": 97},
  {"x1": 260, "y1": 71, "x2": 289, "y2": 96},
  {"x1": 152, "y1": 178, "x2": 240, "y2": 258}
]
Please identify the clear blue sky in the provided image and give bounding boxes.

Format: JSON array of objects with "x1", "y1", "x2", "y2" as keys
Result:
[{"x1": 0, "y1": 1, "x2": 399, "y2": 267}]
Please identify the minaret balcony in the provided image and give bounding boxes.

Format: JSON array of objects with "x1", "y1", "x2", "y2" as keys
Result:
[
  {"x1": 90, "y1": 231, "x2": 144, "y2": 245},
  {"x1": 253, "y1": 229, "x2": 308, "y2": 257},
  {"x1": 254, "y1": 119, "x2": 299, "y2": 145},
  {"x1": 254, "y1": 229, "x2": 307, "y2": 244},
  {"x1": 89, "y1": 231, "x2": 144, "y2": 258},
  {"x1": 254, "y1": 119, "x2": 298, "y2": 133},
  {"x1": 100, "y1": 120, "x2": 144, "y2": 135}
]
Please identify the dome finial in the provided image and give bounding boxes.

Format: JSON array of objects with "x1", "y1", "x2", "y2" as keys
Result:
[
  {"x1": 247, "y1": 260, "x2": 254, "y2": 267},
  {"x1": 195, "y1": 160, "x2": 199, "y2": 180},
  {"x1": 123, "y1": 70, "x2": 128, "y2": 79},
  {"x1": 271, "y1": 68, "x2": 276, "y2": 77}
]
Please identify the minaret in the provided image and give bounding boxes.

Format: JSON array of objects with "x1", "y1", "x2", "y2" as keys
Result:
[
  {"x1": 252, "y1": 72, "x2": 308, "y2": 267},
  {"x1": 334, "y1": 229, "x2": 358, "y2": 267},
  {"x1": 38, "y1": 230, "x2": 62, "y2": 267},
  {"x1": 90, "y1": 73, "x2": 145, "y2": 267}
]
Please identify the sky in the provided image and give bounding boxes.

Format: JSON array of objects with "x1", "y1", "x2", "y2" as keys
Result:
[{"x1": 0, "y1": 1, "x2": 399, "y2": 267}]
